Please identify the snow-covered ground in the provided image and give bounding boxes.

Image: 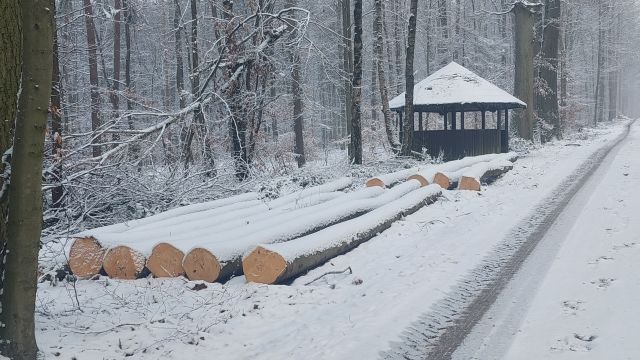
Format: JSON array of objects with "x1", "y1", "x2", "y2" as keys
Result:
[
  {"x1": 454, "y1": 120, "x2": 640, "y2": 359},
  {"x1": 35, "y1": 121, "x2": 630, "y2": 359}
]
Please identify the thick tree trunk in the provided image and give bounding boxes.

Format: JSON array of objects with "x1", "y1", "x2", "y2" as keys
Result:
[
  {"x1": 539, "y1": 0, "x2": 561, "y2": 142},
  {"x1": 374, "y1": 0, "x2": 400, "y2": 153},
  {"x1": 174, "y1": 0, "x2": 186, "y2": 110},
  {"x1": 402, "y1": 0, "x2": 419, "y2": 156},
  {"x1": 51, "y1": 0, "x2": 64, "y2": 208},
  {"x1": 0, "y1": 0, "x2": 22, "y2": 331},
  {"x1": 289, "y1": 0, "x2": 305, "y2": 167},
  {"x1": 0, "y1": 0, "x2": 22, "y2": 255},
  {"x1": 83, "y1": 0, "x2": 101, "y2": 156},
  {"x1": 1, "y1": 0, "x2": 53, "y2": 358},
  {"x1": 437, "y1": 0, "x2": 449, "y2": 66},
  {"x1": 513, "y1": 2, "x2": 538, "y2": 141},
  {"x1": 350, "y1": 0, "x2": 363, "y2": 164}
]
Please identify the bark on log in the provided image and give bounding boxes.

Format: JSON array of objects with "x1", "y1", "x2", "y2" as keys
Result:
[
  {"x1": 68, "y1": 237, "x2": 105, "y2": 278},
  {"x1": 183, "y1": 180, "x2": 423, "y2": 282},
  {"x1": 458, "y1": 157, "x2": 515, "y2": 191},
  {"x1": 102, "y1": 245, "x2": 146, "y2": 280},
  {"x1": 243, "y1": 185, "x2": 442, "y2": 284}
]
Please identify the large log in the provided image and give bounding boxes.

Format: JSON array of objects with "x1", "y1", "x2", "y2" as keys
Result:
[
  {"x1": 408, "y1": 153, "x2": 516, "y2": 188},
  {"x1": 458, "y1": 157, "x2": 515, "y2": 191},
  {"x1": 67, "y1": 237, "x2": 105, "y2": 278},
  {"x1": 243, "y1": 185, "x2": 442, "y2": 284},
  {"x1": 75, "y1": 192, "x2": 260, "y2": 236},
  {"x1": 431, "y1": 153, "x2": 519, "y2": 189},
  {"x1": 68, "y1": 181, "x2": 351, "y2": 279},
  {"x1": 366, "y1": 167, "x2": 420, "y2": 188},
  {"x1": 182, "y1": 180, "x2": 424, "y2": 283},
  {"x1": 102, "y1": 245, "x2": 146, "y2": 280}
]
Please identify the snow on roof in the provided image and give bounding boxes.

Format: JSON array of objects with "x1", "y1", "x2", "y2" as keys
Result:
[{"x1": 389, "y1": 62, "x2": 526, "y2": 112}]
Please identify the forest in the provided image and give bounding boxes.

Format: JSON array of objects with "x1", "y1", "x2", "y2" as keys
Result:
[{"x1": 2, "y1": 0, "x2": 640, "y2": 358}]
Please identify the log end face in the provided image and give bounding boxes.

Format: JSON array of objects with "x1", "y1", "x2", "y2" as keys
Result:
[
  {"x1": 147, "y1": 243, "x2": 185, "y2": 278},
  {"x1": 183, "y1": 248, "x2": 221, "y2": 283},
  {"x1": 433, "y1": 172, "x2": 451, "y2": 190},
  {"x1": 366, "y1": 178, "x2": 385, "y2": 188},
  {"x1": 102, "y1": 245, "x2": 146, "y2": 280},
  {"x1": 458, "y1": 176, "x2": 481, "y2": 191},
  {"x1": 242, "y1": 246, "x2": 287, "y2": 285},
  {"x1": 408, "y1": 174, "x2": 429, "y2": 187},
  {"x1": 68, "y1": 237, "x2": 105, "y2": 279}
]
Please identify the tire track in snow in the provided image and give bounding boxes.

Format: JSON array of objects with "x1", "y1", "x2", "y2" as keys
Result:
[{"x1": 381, "y1": 120, "x2": 635, "y2": 360}]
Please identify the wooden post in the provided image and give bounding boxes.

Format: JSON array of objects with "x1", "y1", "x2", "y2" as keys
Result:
[
  {"x1": 451, "y1": 112, "x2": 457, "y2": 130},
  {"x1": 496, "y1": 110, "x2": 502, "y2": 153},
  {"x1": 399, "y1": 111, "x2": 403, "y2": 143},
  {"x1": 443, "y1": 112, "x2": 447, "y2": 130},
  {"x1": 419, "y1": 112, "x2": 423, "y2": 131},
  {"x1": 504, "y1": 109, "x2": 510, "y2": 153},
  {"x1": 460, "y1": 112, "x2": 465, "y2": 130},
  {"x1": 481, "y1": 111, "x2": 486, "y2": 129}
]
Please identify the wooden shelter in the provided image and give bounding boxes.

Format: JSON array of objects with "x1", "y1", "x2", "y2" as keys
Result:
[{"x1": 389, "y1": 62, "x2": 526, "y2": 160}]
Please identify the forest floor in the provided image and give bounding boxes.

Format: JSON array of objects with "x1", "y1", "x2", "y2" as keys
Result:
[
  {"x1": 35, "y1": 120, "x2": 631, "y2": 360},
  {"x1": 453, "y1": 120, "x2": 640, "y2": 360}
]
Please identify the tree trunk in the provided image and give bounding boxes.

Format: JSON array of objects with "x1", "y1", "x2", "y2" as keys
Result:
[
  {"x1": 350, "y1": 0, "x2": 363, "y2": 164},
  {"x1": 593, "y1": 3, "x2": 604, "y2": 125},
  {"x1": 513, "y1": 2, "x2": 537, "y2": 141},
  {"x1": 0, "y1": 0, "x2": 22, "y2": 337},
  {"x1": 374, "y1": 0, "x2": 400, "y2": 153},
  {"x1": 1, "y1": 0, "x2": 53, "y2": 358},
  {"x1": 291, "y1": 18, "x2": 305, "y2": 167},
  {"x1": 402, "y1": 0, "x2": 419, "y2": 156},
  {"x1": 51, "y1": 0, "x2": 64, "y2": 208},
  {"x1": 83, "y1": 0, "x2": 101, "y2": 156},
  {"x1": 0, "y1": 0, "x2": 22, "y2": 262},
  {"x1": 539, "y1": 0, "x2": 561, "y2": 142},
  {"x1": 174, "y1": 0, "x2": 186, "y2": 110},
  {"x1": 437, "y1": 0, "x2": 449, "y2": 67},
  {"x1": 341, "y1": 0, "x2": 353, "y2": 150},
  {"x1": 110, "y1": 0, "x2": 121, "y2": 117}
]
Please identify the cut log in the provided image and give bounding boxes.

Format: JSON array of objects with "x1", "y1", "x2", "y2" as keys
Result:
[
  {"x1": 243, "y1": 185, "x2": 442, "y2": 284},
  {"x1": 102, "y1": 245, "x2": 146, "y2": 280},
  {"x1": 75, "y1": 192, "x2": 260, "y2": 236},
  {"x1": 408, "y1": 152, "x2": 518, "y2": 188},
  {"x1": 458, "y1": 157, "x2": 515, "y2": 191},
  {"x1": 183, "y1": 180, "x2": 424, "y2": 283},
  {"x1": 268, "y1": 177, "x2": 352, "y2": 208},
  {"x1": 68, "y1": 237, "x2": 106, "y2": 278},
  {"x1": 70, "y1": 186, "x2": 350, "y2": 279},
  {"x1": 366, "y1": 167, "x2": 419, "y2": 188},
  {"x1": 145, "y1": 243, "x2": 185, "y2": 278}
]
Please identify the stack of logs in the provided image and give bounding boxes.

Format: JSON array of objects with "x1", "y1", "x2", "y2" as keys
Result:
[{"x1": 67, "y1": 153, "x2": 517, "y2": 285}]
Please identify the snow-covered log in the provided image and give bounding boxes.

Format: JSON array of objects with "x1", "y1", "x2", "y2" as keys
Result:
[
  {"x1": 408, "y1": 153, "x2": 516, "y2": 188},
  {"x1": 75, "y1": 192, "x2": 260, "y2": 236},
  {"x1": 67, "y1": 179, "x2": 351, "y2": 279},
  {"x1": 182, "y1": 180, "x2": 424, "y2": 283},
  {"x1": 243, "y1": 185, "x2": 442, "y2": 284},
  {"x1": 458, "y1": 156, "x2": 516, "y2": 191},
  {"x1": 366, "y1": 167, "x2": 420, "y2": 188}
]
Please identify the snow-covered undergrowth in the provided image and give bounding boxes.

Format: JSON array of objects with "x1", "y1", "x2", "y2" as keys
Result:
[{"x1": 36, "y1": 121, "x2": 627, "y2": 359}]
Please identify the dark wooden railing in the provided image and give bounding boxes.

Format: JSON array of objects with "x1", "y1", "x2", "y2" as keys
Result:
[{"x1": 412, "y1": 129, "x2": 508, "y2": 161}]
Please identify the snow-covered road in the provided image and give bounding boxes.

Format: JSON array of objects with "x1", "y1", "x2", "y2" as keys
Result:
[
  {"x1": 454, "y1": 120, "x2": 640, "y2": 359},
  {"x1": 34, "y1": 121, "x2": 633, "y2": 360}
]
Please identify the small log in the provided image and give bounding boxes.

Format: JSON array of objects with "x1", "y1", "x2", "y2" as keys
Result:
[
  {"x1": 366, "y1": 167, "x2": 419, "y2": 188},
  {"x1": 102, "y1": 245, "x2": 146, "y2": 280},
  {"x1": 183, "y1": 180, "x2": 423, "y2": 282},
  {"x1": 458, "y1": 158, "x2": 515, "y2": 191},
  {"x1": 243, "y1": 185, "x2": 442, "y2": 285},
  {"x1": 146, "y1": 243, "x2": 185, "y2": 278},
  {"x1": 68, "y1": 237, "x2": 106, "y2": 278}
]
